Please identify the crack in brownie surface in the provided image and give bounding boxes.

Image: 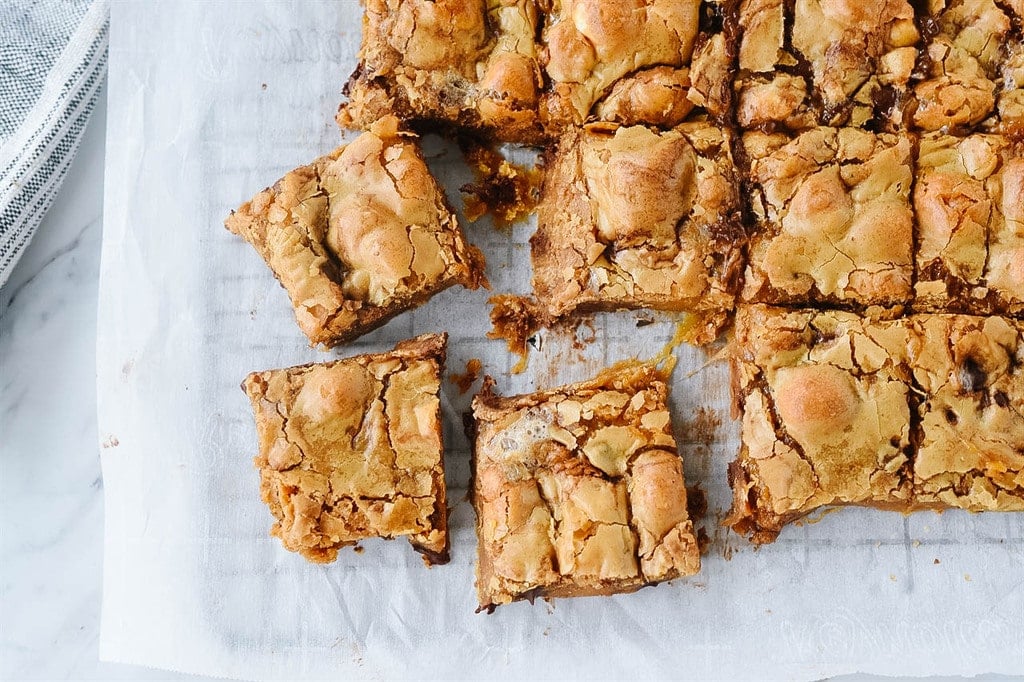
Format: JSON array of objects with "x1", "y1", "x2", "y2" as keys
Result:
[
  {"x1": 338, "y1": 0, "x2": 730, "y2": 142},
  {"x1": 471, "y1": 362, "x2": 700, "y2": 610},
  {"x1": 727, "y1": 305, "x2": 1024, "y2": 543},
  {"x1": 242, "y1": 333, "x2": 450, "y2": 564},
  {"x1": 912, "y1": 0, "x2": 1016, "y2": 132},
  {"x1": 913, "y1": 132, "x2": 1024, "y2": 316},
  {"x1": 225, "y1": 116, "x2": 485, "y2": 347},
  {"x1": 725, "y1": 305, "x2": 914, "y2": 543},
  {"x1": 530, "y1": 120, "x2": 744, "y2": 343},
  {"x1": 909, "y1": 314, "x2": 1024, "y2": 509},
  {"x1": 735, "y1": 0, "x2": 919, "y2": 130},
  {"x1": 741, "y1": 127, "x2": 914, "y2": 312}
]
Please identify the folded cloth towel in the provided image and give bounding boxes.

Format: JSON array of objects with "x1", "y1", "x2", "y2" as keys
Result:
[{"x1": 0, "y1": 0, "x2": 109, "y2": 288}]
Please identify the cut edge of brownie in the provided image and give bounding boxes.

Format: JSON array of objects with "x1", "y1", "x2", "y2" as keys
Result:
[
  {"x1": 725, "y1": 305, "x2": 1024, "y2": 544},
  {"x1": 225, "y1": 117, "x2": 488, "y2": 349},
  {"x1": 242, "y1": 332, "x2": 452, "y2": 565},
  {"x1": 470, "y1": 362, "x2": 701, "y2": 611}
]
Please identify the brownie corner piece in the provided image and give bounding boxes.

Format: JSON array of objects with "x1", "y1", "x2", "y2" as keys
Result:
[
  {"x1": 471, "y1": 362, "x2": 700, "y2": 610},
  {"x1": 531, "y1": 120, "x2": 744, "y2": 342},
  {"x1": 242, "y1": 332, "x2": 450, "y2": 564},
  {"x1": 913, "y1": 132, "x2": 1024, "y2": 317},
  {"x1": 725, "y1": 305, "x2": 914, "y2": 542},
  {"x1": 225, "y1": 116, "x2": 484, "y2": 347},
  {"x1": 741, "y1": 126, "x2": 914, "y2": 313}
]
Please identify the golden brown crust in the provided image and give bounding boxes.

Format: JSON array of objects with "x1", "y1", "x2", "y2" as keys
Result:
[
  {"x1": 913, "y1": 133, "x2": 1024, "y2": 316},
  {"x1": 471, "y1": 363, "x2": 700, "y2": 610},
  {"x1": 593, "y1": 66, "x2": 696, "y2": 128},
  {"x1": 338, "y1": 0, "x2": 545, "y2": 143},
  {"x1": 225, "y1": 117, "x2": 485, "y2": 347},
  {"x1": 540, "y1": 0, "x2": 702, "y2": 129},
  {"x1": 530, "y1": 120, "x2": 744, "y2": 343},
  {"x1": 242, "y1": 333, "x2": 451, "y2": 564},
  {"x1": 724, "y1": 306, "x2": 914, "y2": 542},
  {"x1": 726, "y1": 306, "x2": 1024, "y2": 542},
  {"x1": 908, "y1": 315, "x2": 1024, "y2": 511},
  {"x1": 338, "y1": 0, "x2": 727, "y2": 142},
  {"x1": 911, "y1": 0, "x2": 1013, "y2": 133},
  {"x1": 735, "y1": 0, "x2": 919, "y2": 131},
  {"x1": 741, "y1": 127, "x2": 914, "y2": 312}
]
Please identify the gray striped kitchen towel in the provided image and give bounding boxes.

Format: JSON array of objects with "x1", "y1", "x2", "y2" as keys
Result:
[{"x1": 0, "y1": 0, "x2": 109, "y2": 288}]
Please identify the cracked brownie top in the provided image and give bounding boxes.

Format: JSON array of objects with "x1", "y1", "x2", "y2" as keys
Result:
[
  {"x1": 913, "y1": 133, "x2": 1024, "y2": 316},
  {"x1": 540, "y1": 0, "x2": 702, "y2": 128},
  {"x1": 472, "y1": 362, "x2": 700, "y2": 609},
  {"x1": 339, "y1": 0, "x2": 546, "y2": 142},
  {"x1": 909, "y1": 314, "x2": 1024, "y2": 511},
  {"x1": 912, "y1": 0, "x2": 1016, "y2": 132},
  {"x1": 242, "y1": 333, "x2": 450, "y2": 564},
  {"x1": 726, "y1": 305, "x2": 914, "y2": 543},
  {"x1": 741, "y1": 127, "x2": 914, "y2": 312},
  {"x1": 728, "y1": 306, "x2": 1024, "y2": 542},
  {"x1": 338, "y1": 0, "x2": 728, "y2": 142},
  {"x1": 735, "y1": 0, "x2": 919, "y2": 130},
  {"x1": 531, "y1": 121, "x2": 743, "y2": 342},
  {"x1": 225, "y1": 116, "x2": 484, "y2": 348}
]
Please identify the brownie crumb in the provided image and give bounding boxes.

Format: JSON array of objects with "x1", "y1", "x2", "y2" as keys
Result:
[
  {"x1": 459, "y1": 139, "x2": 542, "y2": 229},
  {"x1": 487, "y1": 294, "x2": 544, "y2": 374},
  {"x1": 451, "y1": 358, "x2": 483, "y2": 394}
]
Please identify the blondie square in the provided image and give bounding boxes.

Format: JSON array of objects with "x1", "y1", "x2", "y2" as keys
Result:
[
  {"x1": 338, "y1": 0, "x2": 728, "y2": 142},
  {"x1": 471, "y1": 363, "x2": 700, "y2": 610},
  {"x1": 734, "y1": 0, "x2": 919, "y2": 131},
  {"x1": 726, "y1": 305, "x2": 914, "y2": 543},
  {"x1": 538, "y1": 0, "x2": 703, "y2": 129},
  {"x1": 913, "y1": 133, "x2": 1024, "y2": 316},
  {"x1": 337, "y1": 0, "x2": 547, "y2": 144},
  {"x1": 741, "y1": 127, "x2": 914, "y2": 312},
  {"x1": 908, "y1": 315, "x2": 1024, "y2": 511},
  {"x1": 531, "y1": 121, "x2": 744, "y2": 343},
  {"x1": 912, "y1": 0, "x2": 1017, "y2": 132},
  {"x1": 242, "y1": 333, "x2": 450, "y2": 564},
  {"x1": 225, "y1": 116, "x2": 484, "y2": 348},
  {"x1": 727, "y1": 306, "x2": 1024, "y2": 542}
]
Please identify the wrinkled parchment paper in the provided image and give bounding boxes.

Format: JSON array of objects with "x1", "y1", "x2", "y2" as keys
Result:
[{"x1": 97, "y1": 2, "x2": 1024, "y2": 679}]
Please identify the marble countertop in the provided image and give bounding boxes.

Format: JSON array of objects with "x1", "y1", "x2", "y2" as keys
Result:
[
  {"x1": 0, "y1": 86, "x2": 1015, "y2": 682},
  {"x1": 0, "y1": 89, "x2": 210, "y2": 682}
]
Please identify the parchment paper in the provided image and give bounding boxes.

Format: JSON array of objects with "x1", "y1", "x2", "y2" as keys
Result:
[{"x1": 96, "y1": 2, "x2": 1024, "y2": 679}]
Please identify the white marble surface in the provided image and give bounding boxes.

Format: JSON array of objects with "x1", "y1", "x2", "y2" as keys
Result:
[
  {"x1": 0, "y1": 85, "x2": 1018, "y2": 682},
  {"x1": 0, "y1": 87, "x2": 209, "y2": 682}
]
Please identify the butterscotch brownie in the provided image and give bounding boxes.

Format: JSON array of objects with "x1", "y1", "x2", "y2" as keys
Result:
[
  {"x1": 912, "y1": 0, "x2": 1017, "y2": 132},
  {"x1": 337, "y1": 0, "x2": 547, "y2": 144},
  {"x1": 338, "y1": 0, "x2": 726, "y2": 142},
  {"x1": 734, "y1": 0, "x2": 919, "y2": 130},
  {"x1": 225, "y1": 116, "x2": 484, "y2": 348},
  {"x1": 471, "y1": 363, "x2": 700, "y2": 610},
  {"x1": 539, "y1": 0, "x2": 703, "y2": 130},
  {"x1": 913, "y1": 133, "x2": 1024, "y2": 316},
  {"x1": 908, "y1": 315, "x2": 1024, "y2": 511},
  {"x1": 725, "y1": 305, "x2": 914, "y2": 543},
  {"x1": 531, "y1": 121, "x2": 744, "y2": 343},
  {"x1": 242, "y1": 333, "x2": 450, "y2": 564},
  {"x1": 727, "y1": 306, "x2": 1024, "y2": 542},
  {"x1": 741, "y1": 127, "x2": 914, "y2": 312}
]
